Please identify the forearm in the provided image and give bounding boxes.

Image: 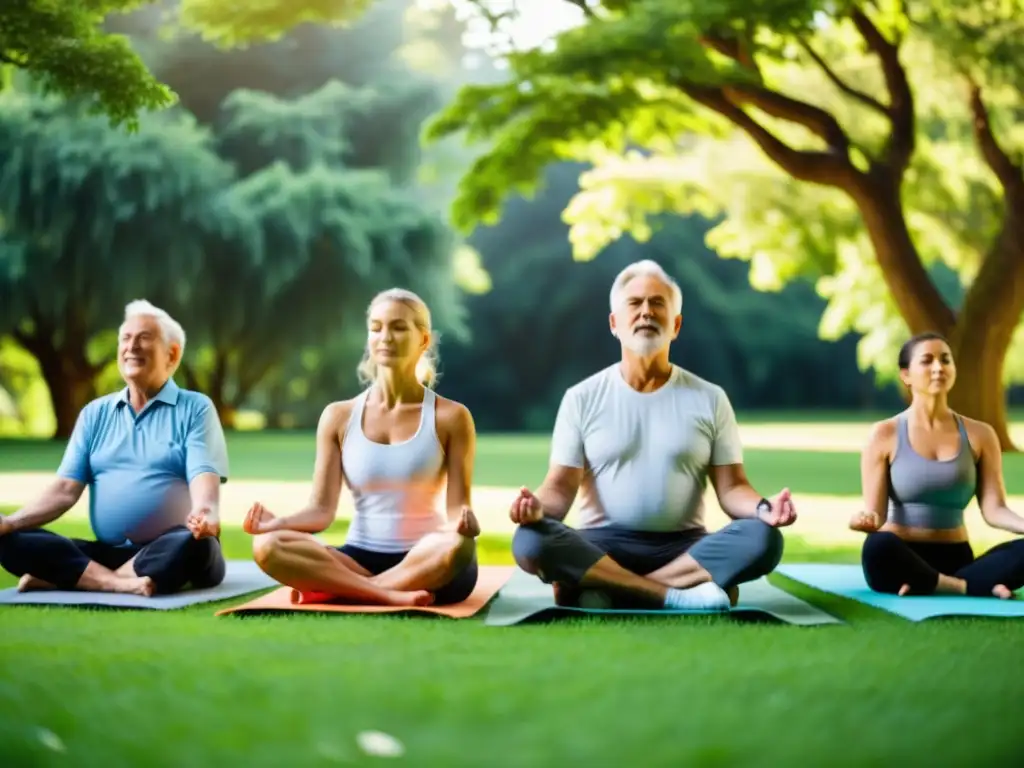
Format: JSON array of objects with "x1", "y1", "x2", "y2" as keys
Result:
[
  {"x1": 984, "y1": 506, "x2": 1024, "y2": 535},
  {"x1": 7, "y1": 486, "x2": 79, "y2": 531},
  {"x1": 275, "y1": 506, "x2": 335, "y2": 533},
  {"x1": 717, "y1": 483, "x2": 763, "y2": 520},
  {"x1": 189, "y1": 473, "x2": 221, "y2": 518},
  {"x1": 536, "y1": 484, "x2": 575, "y2": 521}
]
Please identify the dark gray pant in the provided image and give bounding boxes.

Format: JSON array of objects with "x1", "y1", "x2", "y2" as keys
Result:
[
  {"x1": 512, "y1": 517, "x2": 784, "y2": 590},
  {"x1": 0, "y1": 525, "x2": 225, "y2": 594}
]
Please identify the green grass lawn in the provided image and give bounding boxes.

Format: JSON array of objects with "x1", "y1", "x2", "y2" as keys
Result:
[
  {"x1": 4, "y1": 431, "x2": 1024, "y2": 495},
  {"x1": 3, "y1": 425, "x2": 1024, "y2": 765}
]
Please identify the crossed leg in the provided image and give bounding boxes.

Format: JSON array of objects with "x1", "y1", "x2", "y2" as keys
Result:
[
  {"x1": 863, "y1": 532, "x2": 1024, "y2": 599},
  {"x1": 512, "y1": 518, "x2": 784, "y2": 609},
  {"x1": 2, "y1": 526, "x2": 226, "y2": 596},
  {"x1": 252, "y1": 530, "x2": 477, "y2": 606},
  {"x1": 1, "y1": 530, "x2": 149, "y2": 596}
]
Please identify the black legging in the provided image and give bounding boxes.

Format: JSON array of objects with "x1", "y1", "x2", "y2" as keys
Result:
[
  {"x1": 862, "y1": 531, "x2": 1024, "y2": 597},
  {"x1": 0, "y1": 525, "x2": 225, "y2": 594}
]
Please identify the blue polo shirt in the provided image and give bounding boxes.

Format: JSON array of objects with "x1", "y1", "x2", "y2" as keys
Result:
[{"x1": 57, "y1": 379, "x2": 229, "y2": 546}]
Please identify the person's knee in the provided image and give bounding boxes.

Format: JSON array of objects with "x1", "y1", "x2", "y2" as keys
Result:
[
  {"x1": 0, "y1": 530, "x2": 24, "y2": 569},
  {"x1": 189, "y1": 536, "x2": 225, "y2": 588},
  {"x1": 430, "y1": 530, "x2": 476, "y2": 574},
  {"x1": 0, "y1": 531, "x2": 35, "y2": 576},
  {"x1": 511, "y1": 525, "x2": 548, "y2": 575},
  {"x1": 252, "y1": 530, "x2": 289, "y2": 571},
  {"x1": 862, "y1": 531, "x2": 901, "y2": 564},
  {"x1": 861, "y1": 531, "x2": 903, "y2": 593},
  {"x1": 734, "y1": 518, "x2": 785, "y2": 574}
]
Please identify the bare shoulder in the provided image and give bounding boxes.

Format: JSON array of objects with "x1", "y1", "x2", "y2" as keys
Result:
[
  {"x1": 319, "y1": 398, "x2": 360, "y2": 437},
  {"x1": 959, "y1": 415, "x2": 998, "y2": 454},
  {"x1": 434, "y1": 395, "x2": 475, "y2": 439},
  {"x1": 865, "y1": 417, "x2": 898, "y2": 456}
]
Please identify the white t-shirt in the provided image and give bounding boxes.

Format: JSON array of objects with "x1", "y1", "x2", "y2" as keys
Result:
[{"x1": 550, "y1": 364, "x2": 744, "y2": 532}]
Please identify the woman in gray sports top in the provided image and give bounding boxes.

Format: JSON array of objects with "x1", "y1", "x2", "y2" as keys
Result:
[{"x1": 850, "y1": 332, "x2": 1024, "y2": 599}]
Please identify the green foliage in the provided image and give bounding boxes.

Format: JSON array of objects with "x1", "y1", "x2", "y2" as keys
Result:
[
  {"x1": 436, "y1": 162, "x2": 886, "y2": 432},
  {"x1": 162, "y1": 73, "x2": 465, "y2": 423},
  {"x1": 178, "y1": 0, "x2": 374, "y2": 47},
  {"x1": 914, "y1": 1, "x2": 1024, "y2": 90},
  {"x1": 426, "y1": 0, "x2": 1024, "y2": 392},
  {"x1": 0, "y1": 0, "x2": 175, "y2": 129},
  {"x1": 0, "y1": 89, "x2": 231, "y2": 341},
  {"x1": 0, "y1": 337, "x2": 54, "y2": 436}
]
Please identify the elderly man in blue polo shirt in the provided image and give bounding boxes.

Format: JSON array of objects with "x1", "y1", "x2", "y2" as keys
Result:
[{"x1": 0, "y1": 300, "x2": 230, "y2": 596}]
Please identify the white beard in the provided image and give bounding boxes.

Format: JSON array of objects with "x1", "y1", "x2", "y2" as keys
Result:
[{"x1": 617, "y1": 323, "x2": 667, "y2": 356}]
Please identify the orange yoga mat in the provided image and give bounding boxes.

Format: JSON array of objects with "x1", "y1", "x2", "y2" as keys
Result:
[{"x1": 215, "y1": 565, "x2": 514, "y2": 618}]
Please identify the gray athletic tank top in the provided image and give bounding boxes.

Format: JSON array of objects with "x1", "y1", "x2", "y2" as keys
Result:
[
  {"x1": 341, "y1": 387, "x2": 446, "y2": 553},
  {"x1": 887, "y1": 412, "x2": 976, "y2": 530}
]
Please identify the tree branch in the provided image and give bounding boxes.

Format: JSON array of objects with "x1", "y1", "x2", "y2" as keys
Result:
[
  {"x1": 796, "y1": 38, "x2": 888, "y2": 116},
  {"x1": 682, "y1": 83, "x2": 857, "y2": 189},
  {"x1": 721, "y1": 82, "x2": 851, "y2": 154},
  {"x1": 698, "y1": 32, "x2": 760, "y2": 75},
  {"x1": 968, "y1": 81, "x2": 1024, "y2": 197},
  {"x1": 0, "y1": 51, "x2": 27, "y2": 67},
  {"x1": 693, "y1": 29, "x2": 859, "y2": 175},
  {"x1": 850, "y1": 8, "x2": 914, "y2": 172},
  {"x1": 563, "y1": 0, "x2": 597, "y2": 19}
]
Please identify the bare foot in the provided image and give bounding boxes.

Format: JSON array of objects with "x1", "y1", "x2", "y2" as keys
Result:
[
  {"x1": 387, "y1": 589, "x2": 434, "y2": 607},
  {"x1": 291, "y1": 588, "x2": 434, "y2": 607},
  {"x1": 898, "y1": 583, "x2": 911, "y2": 596},
  {"x1": 992, "y1": 584, "x2": 1014, "y2": 600},
  {"x1": 17, "y1": 574, "x2": 57, "y2": 592},
  {"x1": 105, "y1": 576, "x2": 155, "y2": 596}
]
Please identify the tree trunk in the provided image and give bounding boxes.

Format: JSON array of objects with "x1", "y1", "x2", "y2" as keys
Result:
[
  {"x1": 849, "y1": 171, "x2": 1023, "y2": 450},
  {"x1": 948, "y1": 214, "x2": 1024, "y2": 451},
  {"x1": 216, "y1": 403, "x2": 238, "y2": 430},
  {"x1": 850, "y1": 172, "x2": 956, "y2": 337},
  {"x1": 947, "y1": 341, "x2": 1014, "y2": 450},
  {"x1": 34, "y1": 347, "x2": 98, "y2": 439}
]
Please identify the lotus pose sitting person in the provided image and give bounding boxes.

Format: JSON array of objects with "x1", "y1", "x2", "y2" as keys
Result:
[
  {"x1": 850, "y1": 332, "x2": 1024, "y2": 599},
  {"x1": 246, "y1": 288, "x2": 479, "y2": 607},
  {"x1": 510, "y1": 260, "x2": 795, "y2": 612},
  {"x1": 0, "y1": 300, "x2": 228, "y2": 596}
]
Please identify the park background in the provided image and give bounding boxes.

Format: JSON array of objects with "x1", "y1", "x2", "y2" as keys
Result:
[{"x1": 2, "y1": 2, "x2": 1024, "y2": 765}]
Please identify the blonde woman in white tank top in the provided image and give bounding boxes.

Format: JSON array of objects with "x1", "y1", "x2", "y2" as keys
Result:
[{"x1": 243, "y1": 289, "x2": 481, "y2": 607}]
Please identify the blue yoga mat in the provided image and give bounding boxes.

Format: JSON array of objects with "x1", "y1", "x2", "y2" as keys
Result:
[{"x1": 776, "y1": 563, "x2": 1024, "y2": 621}]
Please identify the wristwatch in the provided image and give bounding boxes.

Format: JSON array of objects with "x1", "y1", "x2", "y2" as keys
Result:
[{"x1": 755, "y1": 498, "x2": 772, "y2": 521}]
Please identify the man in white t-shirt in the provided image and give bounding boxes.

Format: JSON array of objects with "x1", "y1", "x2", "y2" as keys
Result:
[{"x1": 509, "y1": 260, "x2": 797, "y2": 611}]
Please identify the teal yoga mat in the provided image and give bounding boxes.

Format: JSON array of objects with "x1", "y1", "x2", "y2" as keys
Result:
[
  {"x1": 483, "y1": 568, "x2": 842, "y2": 626},
  {"x1": 776, "y1": 563, "x2": 1024, "y2": 621}
]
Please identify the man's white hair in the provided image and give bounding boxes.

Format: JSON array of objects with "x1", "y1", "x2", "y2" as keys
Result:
[
  {"x1": 609, "y1": 259, "x2": 683, "y2": 316},
  {"x1": 121, "y1": 300, "x2": 186, "y2": 354}
]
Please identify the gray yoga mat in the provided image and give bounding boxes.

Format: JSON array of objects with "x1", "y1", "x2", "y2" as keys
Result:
[
  {"x1": 483, "y1": 568, "x2": 842, "y2": 626},
  {"x1": 0, "y1": 560, "x2": 277, "y2": 610}
]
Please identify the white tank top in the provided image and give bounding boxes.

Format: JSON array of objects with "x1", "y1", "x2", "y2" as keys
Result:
[{"x1": 341, "y1": 387, "x2": 446, "y2": 552}]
